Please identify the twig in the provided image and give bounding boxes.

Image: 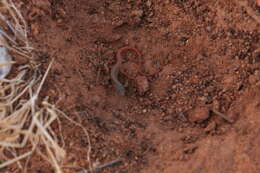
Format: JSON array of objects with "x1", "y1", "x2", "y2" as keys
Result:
[
  {"x1": 0, "y1": 151, "x2": 32, "y2": 169},
  {"x1": 211, "y1": 109, "x2": 234, "y2": 123},
  {"x1": 77, "y1": 158, "x2": 123, "y2": 173}
]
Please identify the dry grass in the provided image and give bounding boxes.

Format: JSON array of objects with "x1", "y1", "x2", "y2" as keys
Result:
[{"x1": 0, "y1": 0, "x2": 91, "y2": 172}]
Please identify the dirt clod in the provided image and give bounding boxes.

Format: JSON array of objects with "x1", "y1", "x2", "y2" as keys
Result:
[
  {"x1": 188, "y1": 106, "x2": 210, "y2": 123},
  {"x1": 249, "y1": 74, "x2": 258, "y2": 84},
  {"x1": 136, "y1": 75, "x2": 149, "y2": 95},
  {"x1": 14, "y1": 56, "x2": 29, "y2": 65},
  {"x1": 204, "y1": 121, "x2": 216, "y2": 133},
  {"x1": 131, "y1": 9, "x2": 143, "y2": 17},
  {"x1": 32, "y1": 0, "x2": 51, "y2": 11},
  {"x1": 31, "y1": 23, "x2": 40, "y2": 36}
]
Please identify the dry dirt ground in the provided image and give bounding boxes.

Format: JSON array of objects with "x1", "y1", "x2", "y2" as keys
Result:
[{"x1": 8, "y1": 0, "x2": 260, "y2": 172}]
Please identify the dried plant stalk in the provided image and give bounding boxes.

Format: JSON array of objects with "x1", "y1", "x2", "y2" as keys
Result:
[{"x1": 0, "y1": 1, "x2": 76, "y2": 173}]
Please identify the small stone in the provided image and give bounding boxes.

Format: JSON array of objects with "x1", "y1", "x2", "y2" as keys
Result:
[
  {"x1": 165, "y1": 0, "x2": 171, "y2": 4},
  {"x1": 212, "y1": 99, "x2": 220, "y2": 110},
  {"x1": 31, "y1": 23, "x2": 40, "y2": 36},
  {"x1": 204, "y1": 121, "x2": 216, "y2": 133},
  {"x1": 198, "y1": 96, "x2": 207, "y2": 104},
  {"x1": 146, "y1": 0, "x2": 152, "y2": 7},
  {"x1": 249, "y1": 75, "x2": 258, "y2": 84},
  {"x1": 32, "y1": 0, "x2": 51, "y2": 12},
  {"x1": 183, "y1": 145, "x2": 198, "y2": 154},
  {"x1": 57, "y1": 19, "x2": 63, "y2": 24},
  {"x1": 188, "y1": 106, "x2": 210, "y2": 123},
  {"x1": 142, "y1": 109, "x2": 147, "y2": 113},
  {"x1": 256, "y1": 81, "x2": 260, "y2": 89},
  {"x1": 206, "y1": 26, "x2": 212, "y2": 32},
  {"x1": 57, "y1": 8, "x2": 66, "y2": 17},
  {"x1": 92, "y1": 95, "x2": 101, "y2": 104},
  {"x1": 136, "y1": 75, "x2": 149, "y2": 94},
  {"x1": 131, "y1": 9, "x2": 143, "y2": 17},
  {"x1": 172, "y1": 85, "x2": 177, "y2": 89},
  {"x1": 178, "y1": 112, "x2": 188, "y2": 122},
  {"x1": 112, "y1": 18, "x2": 124, "y2": 27},
  {"x1": 28, "y1": 8, "x2": 42, "y2": 21}
]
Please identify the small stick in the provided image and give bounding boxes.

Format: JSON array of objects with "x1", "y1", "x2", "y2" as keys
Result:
[
  {"x1": 211, "y1": 109, "x2": 234, "y2": 123},
  {"x1": 77, "y1": 158, "x2": 123, "y2": 173},
  {"x1": 0, "y1": 27, "x2": 18, "y2": 45}
]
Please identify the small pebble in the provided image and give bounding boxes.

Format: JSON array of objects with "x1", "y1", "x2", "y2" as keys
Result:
[
  {"x1": 136, "y1": 75, "x2": 149, "y2": 94},
  {"x1": 131, "y1": 9, "x2": 143, "y2": 17},
  {"x1": 249, "y1": 75, "x2": 258, "y2": 84},
  {"x1": 31, "y1": 23, "x2": 40, "y2": 36},
  {"x1": 206, "y1": 26, "x2": 212, "y2": 32},
  {"x1": 146, "y1": 0, "x2": 152, "y2": 7},
  {"x1": 204, "y1": 121, "x2": 216, "y2": 133},
  {"x1": 188, "y1": 106, "x2": 210, "y2": 123},
  {"x1": 212, "y1": 100, "x2": 220, "y2": 110},
  {"x1": 32, "y1": 0, "x2": 51, "y2": 11}
]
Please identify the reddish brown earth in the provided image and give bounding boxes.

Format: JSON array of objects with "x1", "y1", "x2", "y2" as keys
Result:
[{"x1": 9, "y1": 0, "x2": 260, "y2": 172}]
